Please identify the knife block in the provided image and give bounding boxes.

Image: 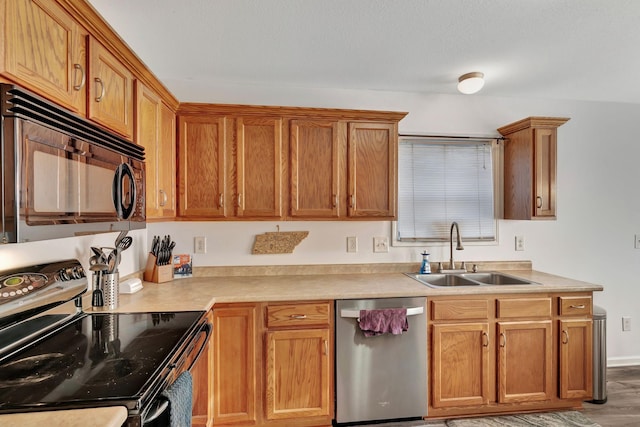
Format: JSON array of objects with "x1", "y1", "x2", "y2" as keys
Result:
[{"x1": 143, "y1": 253, "x2": 174, "y2": 283}]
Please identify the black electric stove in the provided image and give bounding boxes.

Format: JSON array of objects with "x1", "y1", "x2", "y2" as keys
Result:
[{"x1": 0, "y1": 259, "x2": 210, "y2": 425}]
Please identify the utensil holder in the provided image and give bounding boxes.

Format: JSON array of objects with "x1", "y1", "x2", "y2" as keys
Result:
[
  {"x1": 102, "y1": 272, "x2": 119, "y2": 310},
  {"x1": 143, "y1": 253, "x2": 174, "y2": 283}
]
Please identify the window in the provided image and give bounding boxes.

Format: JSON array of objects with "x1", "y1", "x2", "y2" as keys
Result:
[{"x1": 395, "y1": 136, "x2": 500, "y2": 244}]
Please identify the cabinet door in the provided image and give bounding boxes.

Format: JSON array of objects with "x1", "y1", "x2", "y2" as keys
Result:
[
  {"x1": 178, "y1": 115, "x2": 227, "y2": 217},
  {"x1": 135, "y1": 82, "x2": 161, "y2": 217},
  {"x1": 559, "y1": 319, "x2": 593, "y2": 399},
  {"x1": 348, "y1": 122, "x2": 397, "y2": 218},
  {"x1": 88, "y1": 37, "x2": 134, "y2": 138},
  {"x1": 431, "y1": 323, "x2": 490, "y2": 408},
  {"x1": 266, "y1": 329, "x2": 331, "y2": 420},
  {"x1": 213, "y1": 305, "x2": 258, "y2": 425},
  {"x1": 191, "y1": 311, "x2": 214, "y2": 427},
  {"x1": 497, "y1": 321, "x2": 553, "y2": 403},
  {"x1": 534, "y1": 128, "x2": 557, "y2": 218},
  {"x1": 159, "y1": 102, "x2": 177, "y2": 218},
  {"x1": 236, "y1": 117, "x2": 283, "y2": 218},
  {"x1": 290, "y1": 120, "x2": 342, "y2": 218},
  {"x1": 2, "y1": 0, "x2": 87, "y2": 114}
]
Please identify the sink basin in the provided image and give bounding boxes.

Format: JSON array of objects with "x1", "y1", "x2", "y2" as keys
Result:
[
  {"x1": 409, "y1": 273, "x2": 480, "y2": 288},
  {"x1": 460, "y1": 272, "x2": 537, "y2": 286},
  {"x1": 406, "y1": 272, "x2": 538, "y2": 288}
]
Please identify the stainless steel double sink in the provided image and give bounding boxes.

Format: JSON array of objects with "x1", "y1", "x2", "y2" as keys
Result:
[{"x1": 406, "y1": 271, "x2": 539, "y2": 288}]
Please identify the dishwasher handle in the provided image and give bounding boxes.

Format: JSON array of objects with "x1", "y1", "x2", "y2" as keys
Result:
[{"x1": 340, "y1": 306, "x2": 424, "y2": 318}]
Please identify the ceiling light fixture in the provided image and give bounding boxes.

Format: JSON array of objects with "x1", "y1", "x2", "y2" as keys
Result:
[{"x1": 457, "y1": 72, "x2": 485, "y2": 95}]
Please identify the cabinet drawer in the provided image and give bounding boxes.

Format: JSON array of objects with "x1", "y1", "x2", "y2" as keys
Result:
[
  {"x1": 431, "y1": 299, "x2": 489, "y2": 320},
  {"x1": 559, "y1": 296, "x2": 592, "y2": 316},
  {"x1": 267, "y1": 302, "x2": 331, "y2": 328},
  {"x1": 497, "y1": 297, "x2": 552, "y2": 318}
]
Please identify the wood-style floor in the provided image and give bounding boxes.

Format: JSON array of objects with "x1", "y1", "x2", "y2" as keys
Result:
[
  {"x1": 582, "y1": 365, "x2": 640, "y2": 427},
  {"x1": 356, "y1": 366, "x2": 640, "y2": 427}
]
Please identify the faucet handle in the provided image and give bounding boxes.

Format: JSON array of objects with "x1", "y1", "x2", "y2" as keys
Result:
[
  {"x1": 472, "y1": 264, "x2": 478, "y2": 273},
  {"x1": 437, "y1": 262, "x2": 443, "y2": 273},
  {"x1": 461, "y1": 261, "x2": 467, "y2": 271}
]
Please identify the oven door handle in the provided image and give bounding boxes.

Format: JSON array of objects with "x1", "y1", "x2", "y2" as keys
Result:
[
  {"x1": 186, "y1": 322, "x2": 212, "y2": 372},
  {"x1": 143, "y1": 398, "x2": 169, "y2": 425}
]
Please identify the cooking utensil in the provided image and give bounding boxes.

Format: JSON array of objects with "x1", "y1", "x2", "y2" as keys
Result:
[
  {"x1": 117, "y1": 236, "x2": 133, "y2": 252},
  {"x1": 107, "y1": 250, "x2": 119, "y2": 274},
  {"x1": 115, "y1": 230, "x2": 128, "y2": 247},
  {"x1": 89, "y1": 263, "x2": 109, "y2": 308}
]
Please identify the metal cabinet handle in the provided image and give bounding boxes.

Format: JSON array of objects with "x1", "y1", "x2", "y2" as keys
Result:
[
  {"x1": 482, "y1": 331, "x2": 489, "y2": 347},
  {"x1": 236, "y1": 193, "x2": 242, "y2": 208},
  {"x1": 562, "y1": 329, "x2": 569, "y2": 344},
  {"x1": 289, "y1": 314, "x2": 307, "y2": 320},
  {"x1": 536, "y1": 196, "x2": 543, "y2": 208},
  {"x1": 218, "y1": 193, "x2": 224, "y2": 208},
  {"x1": 332, "y1": 194, "x2": 337, "y2": 208},
  {"x1": 569, "y1": 304, "x2": 585, "y2": 309},
  {"x1": 499, "y1": 332, "x2": 506, "y2": 348},
  {"x1": 159, "y1": 189, "x2": 167, "y2": 207},
  {"x1": 323, "y1": 339, "x2": 328, "y2": 355},
  {"x1": 349, "y1": 194, "x2": 355, "y2": 208},
  {"x1": 94, "y1": 77, "x2": 105, "y2": 102},
  {"x1": 73, "y1": 63, "x2": 85, "y2": 90}
]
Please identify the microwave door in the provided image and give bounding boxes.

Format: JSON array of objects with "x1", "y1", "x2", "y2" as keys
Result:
[{"x1": 23, "y1": 124, "x2": 124, "y2": 226}]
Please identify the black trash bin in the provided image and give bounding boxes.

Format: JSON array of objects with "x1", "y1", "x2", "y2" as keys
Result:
[{"x1": 589, "y1": 305, "x2": 607, "y2": 404}]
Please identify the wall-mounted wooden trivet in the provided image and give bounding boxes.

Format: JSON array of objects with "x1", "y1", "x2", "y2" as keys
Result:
[{"x1": 252, "y1": 227, "x2": 309, "y2": 254}]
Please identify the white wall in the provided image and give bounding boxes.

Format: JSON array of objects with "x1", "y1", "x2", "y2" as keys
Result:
[{"x1": 2, "y1": 81, "x2": 639, "y2": 365}]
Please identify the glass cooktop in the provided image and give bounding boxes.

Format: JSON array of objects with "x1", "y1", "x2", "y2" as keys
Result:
[{"x1": 0, "y1": 311, "x2": 203, "y2": 410}]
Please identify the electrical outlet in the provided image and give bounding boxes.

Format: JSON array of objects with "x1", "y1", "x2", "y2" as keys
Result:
[
  {"x1": 195, "y1": 236, "x2": 206, "y2": 254},
  {"x1": 515, "y1": 235, "x2": 525, "y2": 251},
  {"x1": 635, "y1": 234, "x2": 640, "y2": 249},
  {"x1": 347, "y1": 236, "x2": 358, "y2": 253},
  {"x1": 373, "y1": 236, "x2": 389, "y2": 253},
  {"x1": 623, "y1": 316, "x2": 632, "y2": 331}
]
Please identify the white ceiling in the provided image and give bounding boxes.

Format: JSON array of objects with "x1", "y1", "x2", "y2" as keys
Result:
[{"x1": 87, "y1": 0, "x2": 640, "y2": 104}]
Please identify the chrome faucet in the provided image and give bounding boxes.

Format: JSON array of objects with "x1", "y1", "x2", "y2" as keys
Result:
[{"x1": 439, "y1": 221, "x2": 466, "y2": 273}]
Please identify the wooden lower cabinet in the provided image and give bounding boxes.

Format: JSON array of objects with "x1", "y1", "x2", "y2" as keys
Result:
[
  {"x1": 431, "y1": 322, "x2": 490, "y2": 408},
  {"x1": 428, "y1": 293, "x2": 593, "y2": 418},
  {"x1": 212, "y1": 304, "x2": 258, "y2": 425},
  {"x1": 559, "y1": 295, "x2": 594, "y2": 400},
  {"x1": 497, "y1": 320, "x2": 553, "y2": 403},
  {"x1": 265, "y1": 329, "x2": 331, "y2": 420},
  {"x1": 192, "y1": 311, "x2": 214, "y2": 427},
  {"x1": 210, "y1": 301, "x2": 333, "y2": 427}
]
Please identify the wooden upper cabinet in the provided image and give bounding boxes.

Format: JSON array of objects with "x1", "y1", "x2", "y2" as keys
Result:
[
  {"x1": 1, "y1": 0, "x2": 87, "y2": 114},
  {"x1": 498, "y1": 117, "x2": 569, "y2": 220},
  {"x1": 178, "y1": 115, "x2": 227, "y2": 218},
  {"x1": 236, "y1": 117, "x2": 283, "y2": 218},
  {"x1": 176, "y1": 104, "x2": 406, "y2": 221},
  {"x1": 348, "y1": 122, "x2": 398, "y2": 218},
  {"x1": 88, "y1": 36, "x2": 134, "y2": 138},
  {"x1": 290, "y1": 120, "x2": 343, "y2": 218},
  {"x1": 135, "y1": 81, "x2": 175, "y2": 219},
  {"x1": 159, "y1": 102, "x2": 177, "y2": 218}
]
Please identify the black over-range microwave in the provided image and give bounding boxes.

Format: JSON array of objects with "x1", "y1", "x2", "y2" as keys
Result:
[{"x1": 0, "y1": 84, "x2": 145, "y2": 243}]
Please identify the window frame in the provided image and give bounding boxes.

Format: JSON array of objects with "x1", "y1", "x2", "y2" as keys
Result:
[{"x1": 392, "y1": 134, "x2": 503, "y2": 248}]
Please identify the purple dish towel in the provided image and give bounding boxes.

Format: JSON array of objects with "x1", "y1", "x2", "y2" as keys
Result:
[{"x1": 358, "y1": 308, "x2": 408, "y2": 337}]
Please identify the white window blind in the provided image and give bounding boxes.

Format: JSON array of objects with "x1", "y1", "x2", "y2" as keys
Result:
[{"x1": 397, "y1": 137, "x2": 497, "y2": 242}]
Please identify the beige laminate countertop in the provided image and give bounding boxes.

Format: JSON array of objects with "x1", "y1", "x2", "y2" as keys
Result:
[
  {"x1": 8, "y1": 263, "x2": 602, "y2": 426},
  {"x1": 0, "y1": 406, "x2": 127, "y2": 427},
  {"x1": 100, "y1": 264, "x2": 603, "y2": 313}
]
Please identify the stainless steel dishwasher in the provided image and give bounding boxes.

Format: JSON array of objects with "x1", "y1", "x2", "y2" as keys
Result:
[{"x1": 335, "y1": 297, "x2": 427, "y2": 424}]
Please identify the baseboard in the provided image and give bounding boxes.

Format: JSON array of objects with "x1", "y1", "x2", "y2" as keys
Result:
[{"x1": 608, "y1": 356, "x2": 640, "y2": 367}]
